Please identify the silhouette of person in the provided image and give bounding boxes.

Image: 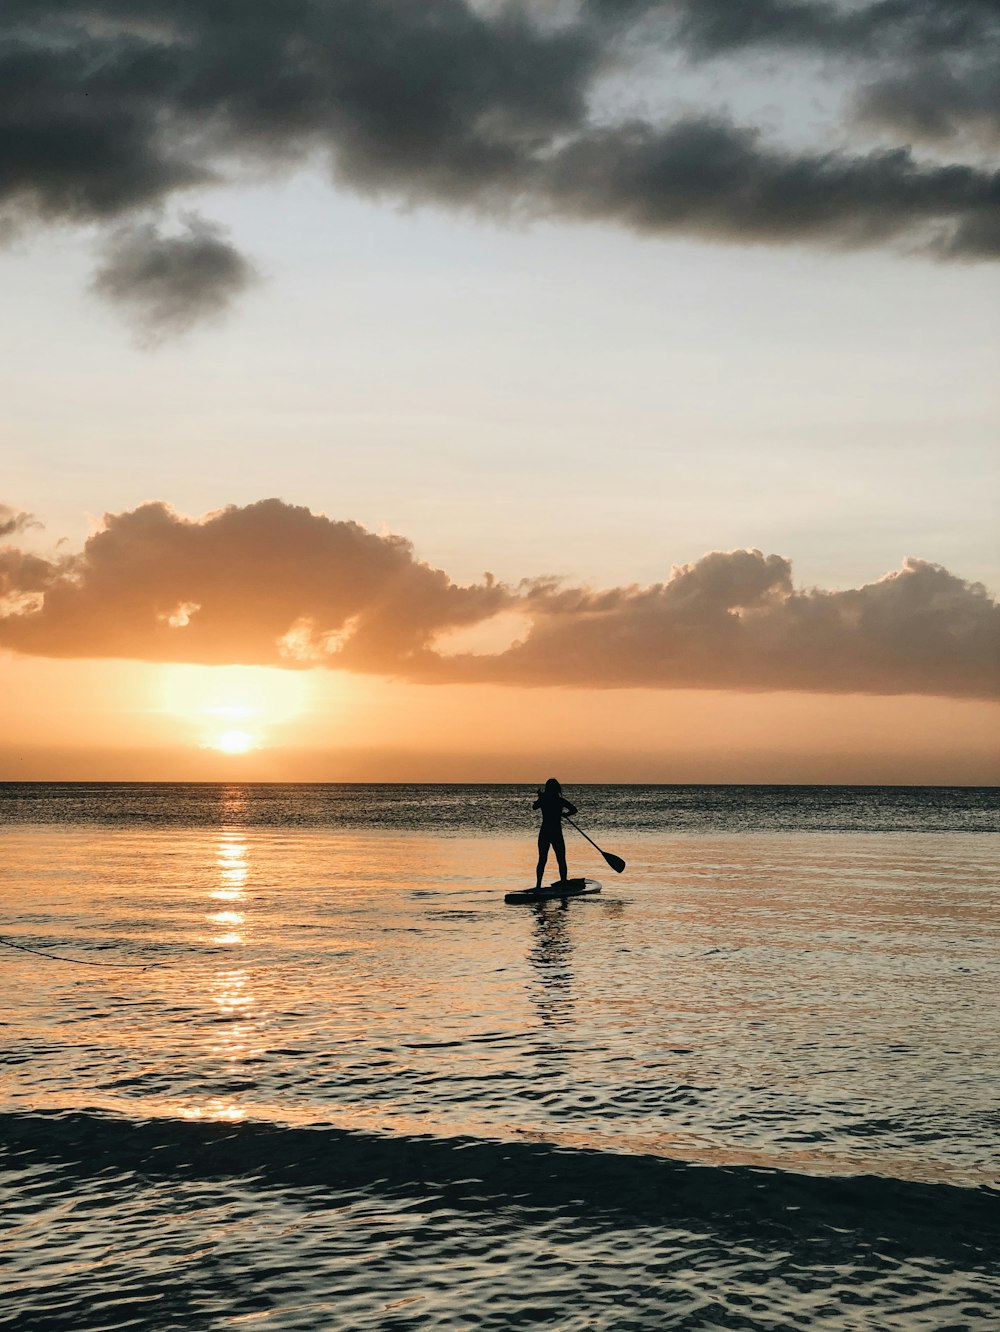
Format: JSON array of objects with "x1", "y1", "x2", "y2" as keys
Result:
[{"x1": 532, "y1": 778, "x2": 577, "y2": 890}]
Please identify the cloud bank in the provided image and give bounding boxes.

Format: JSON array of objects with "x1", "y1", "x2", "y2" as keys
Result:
[
  {"x1": 1, "y1": 1, "x2": 998, "y2": 330},
  {"x1": 1, "y1": 499, "x2": 996, "y2": 698}
]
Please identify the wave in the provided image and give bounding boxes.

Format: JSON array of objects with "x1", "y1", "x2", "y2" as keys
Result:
[{"x1": 3, "y1": 1109, "x2": 997, "y2": 1271}]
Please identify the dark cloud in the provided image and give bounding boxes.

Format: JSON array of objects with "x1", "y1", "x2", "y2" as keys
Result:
[
  {"x1": 1, "y1": 501, "x2": 996, "y2": 698},
  {"x1": 586, "y1": 0, "x2": 998, "y2": 59},
  {"x1": 857, "y1": 58, "x2": 1000, "y2": 143},
  {"x1": 667, "y1": 0, "x2": 997, "y2": 60},
  {"x1": 0, "y1": 0, "x2": 998, "y2": 331},
  {"x1": 591, "y1": 1, "x2": 1000, "y2": 145},
  {"x1": 544, "y1": 119, "x2": 999, "y2": 252},
  {"x1": 0, "y1": 504, "x2": 39, "y2": 538},
  {"x1": 0, "y1": 1, "x2": 595, "y2": 222},
  {"x1": 90, "y1": 214, "x2": 257, "y2": 340}
]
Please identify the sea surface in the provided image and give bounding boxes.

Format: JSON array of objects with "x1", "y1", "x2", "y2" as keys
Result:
[{"x1": 1, "y1": 783, "x2": 998, "y2": 1330}]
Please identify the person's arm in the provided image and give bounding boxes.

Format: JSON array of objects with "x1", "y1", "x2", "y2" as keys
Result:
[
  {"x1": 532, "y1": 790, "x2": 542, "y2": 810},
  {"x1": 563, "y1": 799, "x2": 578, "y2": 817}
]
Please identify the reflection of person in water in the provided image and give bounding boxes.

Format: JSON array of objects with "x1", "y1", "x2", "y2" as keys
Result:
[
  {"x1": 532, "y1": 778, "x2": 577, "y2": 890},
  {"x1": 529, "y1": 901, "x2": 574, "y2": 1026}
]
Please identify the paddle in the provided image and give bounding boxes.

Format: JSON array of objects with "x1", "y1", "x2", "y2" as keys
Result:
[{"x1": 563, "y1": 816, "x2": 626, "y2": 874}]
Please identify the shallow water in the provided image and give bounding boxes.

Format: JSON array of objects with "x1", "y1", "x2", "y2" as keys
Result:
[{"x1": 2, "y1": 786, "x2": 998, "y2": 1329}]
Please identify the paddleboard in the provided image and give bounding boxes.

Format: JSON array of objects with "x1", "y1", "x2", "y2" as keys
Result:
[{"x1": 504, "y1": 878, "x2": 602, "y2": 904}]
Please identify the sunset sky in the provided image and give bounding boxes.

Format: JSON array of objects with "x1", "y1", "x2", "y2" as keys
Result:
[{"x1": 1, "y1": 0, "x2": 998, "y2": 783}]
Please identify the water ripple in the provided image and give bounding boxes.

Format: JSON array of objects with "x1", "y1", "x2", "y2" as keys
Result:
[
  {"x1": 2, "y1": 812, "x2": 998, "y2": 1328},
  {"x1": 2, "y1": 1110, "x2": 998, "y2": 1332}
]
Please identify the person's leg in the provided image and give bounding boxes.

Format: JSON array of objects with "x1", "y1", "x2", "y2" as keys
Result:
[
  {"x1": 536, "y1": 831, "x2": 550, "y2": 889},
  {"x1": 552, "y1": 830, "x2": 568, "y2": 884}
]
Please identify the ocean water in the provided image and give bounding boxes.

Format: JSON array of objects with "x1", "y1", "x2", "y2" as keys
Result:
[{"x1": 1, "y1": 783, "x2": 998, "y2": 1331}]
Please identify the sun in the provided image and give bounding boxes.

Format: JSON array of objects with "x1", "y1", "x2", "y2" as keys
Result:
[
  {"x1": 213, "y1": 729, "x2": 256, "y2": 755},
  {"x1": 155, "y1": 664, "x2": 312, "y2": 754}
]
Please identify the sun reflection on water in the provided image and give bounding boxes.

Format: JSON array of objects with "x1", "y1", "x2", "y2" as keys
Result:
[
  {"x1": 212, "y1": 967, "x2": 254, "y2": 1020},
  {"x1": 207, "y1": 907, "x2": 245, "y2": 947},
  {"x1": 175, "y1": 1099, "x2": 248, "y2": 1123},
  {"x1": 172, "y1": 838, "x2": 261, "y2": 1123},
  {"x1": 169, "y1": 961, "x2": 259, "y2": 1125},
  {"x1": 208, "y1": 836, "x2": 248, "y2": 943},
  {"x1": 212, "y1": 834, "x2": 248, "y2": 902}
]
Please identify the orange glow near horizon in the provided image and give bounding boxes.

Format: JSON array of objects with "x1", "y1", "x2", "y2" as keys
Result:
[{"x1": 0, "y1": 651, "x2": 998, "y2": 784}]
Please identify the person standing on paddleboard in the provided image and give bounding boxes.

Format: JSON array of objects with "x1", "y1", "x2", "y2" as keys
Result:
[{"x1": 532, "y1": 778, "x2": 577, "y2": 890}]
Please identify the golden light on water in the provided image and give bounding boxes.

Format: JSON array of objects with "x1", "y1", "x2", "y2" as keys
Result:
[
  {"x1": 176, "y1": 1101, "x2": 248, "y2": 1122},
  {"x1": 209, "y1": 839, "x2": 248, "y2": 944},
  {"x1": 212, "y1": 969, "x2": 254, "y2": 1018},
  {"x1": 212, "y1": 835, "x2": 248, "y2": 900},
  {"x1": 174, "y1": 853, "x2": 260, "y2": 1123}
]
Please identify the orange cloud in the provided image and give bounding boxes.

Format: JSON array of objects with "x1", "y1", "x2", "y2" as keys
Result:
[
  {"x1": 454, "y1": 552, "x2": 999, "y2": 698},
  {"x1": 0, "y1": 499, "x2": 507, "y2": 671},
  {"x1": 1, "y1": 499, "x2": 997, "y2": 699}
]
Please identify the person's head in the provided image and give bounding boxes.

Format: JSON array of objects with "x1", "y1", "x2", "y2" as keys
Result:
[{"x1": 544, "y1": 777, "x2": 562, "y2": 796}]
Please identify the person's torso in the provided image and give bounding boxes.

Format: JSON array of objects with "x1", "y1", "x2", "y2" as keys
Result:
[{"x1": 537, "y1": 793, "x2": 565, "y2": 827}]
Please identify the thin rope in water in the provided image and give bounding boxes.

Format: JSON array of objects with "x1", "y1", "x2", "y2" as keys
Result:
[{"x1": 0, "y1": 935, "x2": 155, "y2": 969}]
